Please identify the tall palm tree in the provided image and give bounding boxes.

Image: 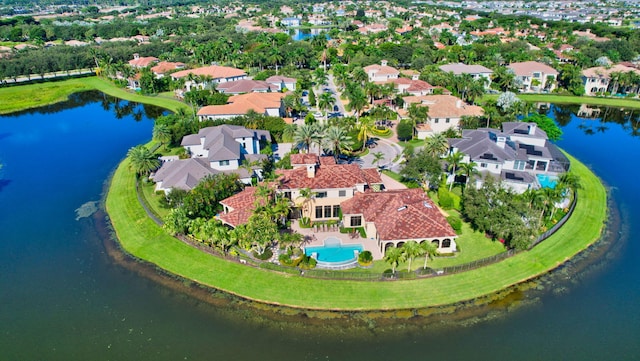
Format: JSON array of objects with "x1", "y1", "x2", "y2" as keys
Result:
[
  {"x1": 318, "y1": 92, "x2": 335, "y2": 121},
  {"x1": 445, "y1": 151, "x2": 464, "y2": 191},
  {"x1": 293, "y1": 123, "x2": 320, "y2": 154},
  {"x1": 457, "y1": 161, "x2": 479, "y2": 191},
  {"x1": 152, "y1": 123, "x2": 172, "y2": 149},
  {"x1": 127, "y1": 145, "x2": 160, "y2": 177},
  {"x1": 296, "y1": 188, "x2": 313, "y2": 220},
  {"x1": 383, "y1": 246, "x2": 405, "y2": 274},
  {"x1": 355, "y1": 117, "x2": 375, "y2": 151},
  {"x1": 323, "y1": 126, "x2": 353, "y2": 160},
  {"x1": 346, "y1": 88, "x2": 368, "y2": 120},
  {"x1": 372, "y1": 151, "x2": 385, "y2": 167},
  {"x1": 402, "y1": 240, "x2": 422, "y2": 272},
  {"x1": 421, "y1": 241, "x2": 439, "y2": 269}
]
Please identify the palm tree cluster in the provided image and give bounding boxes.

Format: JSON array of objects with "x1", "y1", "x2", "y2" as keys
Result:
[
  {"x1": 384, "y1": 240, "x2": 439, "y2": 275},
  {"x1": 292, "y1": 123, "x2": 354, "y2": 158}
]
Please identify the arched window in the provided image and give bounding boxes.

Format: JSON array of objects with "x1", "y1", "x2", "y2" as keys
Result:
[
  {"x1": 396, "y1": 241, "x2": 405, "y2": 249},
  {"x1": 442, "y1": 239, "x2": 451, "y2": 248},
  {"x1": 385, "y1": 243, "x2": 394, "y2": 251},
  {"x1": 432, "y1": 240, "x2": 440, "y2": 248}
]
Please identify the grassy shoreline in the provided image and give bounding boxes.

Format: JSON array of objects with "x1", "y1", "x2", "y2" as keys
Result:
[
  {"x1": 483, "y1": 93, "x2": 640, "y2": 109},
  {"x1": 0, "y1": 77, "x2": 188, "y2": 114},
  {"x1": 106, "y1": 153, "x2": 606, "y2": 310}
]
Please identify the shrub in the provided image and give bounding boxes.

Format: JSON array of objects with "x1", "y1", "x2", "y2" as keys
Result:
[
  {"x1": 397, "y1": 119, "x2": 414, "y2": 141},
  {"x1": 298, "y1": 255, "x2": 317, "y2": 269},
  {"x1": 299, "y1": 217, "x2": 311, "y2": 228},
  {"x1": 358, "y1": 250, "x2": 373, "y2": 266},
  {"x1": 446, "y1": 215, "x2": 463, "y2": 233},
  {"x1": 253, "y1": 249, "x2": 273, "y2": 260},
  {"x1": 438, "y1": 189, "x2": 454, "y2": 210}
]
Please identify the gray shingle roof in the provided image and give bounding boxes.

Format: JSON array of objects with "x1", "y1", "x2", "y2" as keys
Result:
[{"x1": 152, "y1": 158, "x2": 217, "y2": 191}]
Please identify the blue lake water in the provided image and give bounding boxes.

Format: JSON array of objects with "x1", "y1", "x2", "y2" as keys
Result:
[{"x1": 0, "y1": 98, "x2": 639, "y2": 360}]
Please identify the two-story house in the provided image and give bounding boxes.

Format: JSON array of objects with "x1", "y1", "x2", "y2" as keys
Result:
[
  {"x1": 197, "y1": 92, "x2": 285, "y2": 121},
  {"x1": 402, "y1": 95, "x2": 484, "y2": 137},
  {"x1": 507, "y1": 61, "x2": 558, "y2": 93},
  {"x1": 151, "y1": 125, "x2": 270, "y2": 193},
  {"x1": 448, "y1": 122, "x2": 570, "y2": 193},
  {"x1": 364, "y1": 60, "x2": 400, "y2": 82},
  {"x1": 171, "y1": 65, "x2": 247, "y2": 93},
  {"x1": 581, "y1": 64, "x2": 640, "y2": 96},
  {"x1": 439, "y1": 63, "x2": 494, "y2": 88}
]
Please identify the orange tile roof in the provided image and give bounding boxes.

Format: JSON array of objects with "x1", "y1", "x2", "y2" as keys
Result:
[
  {"x1": 290, "y1": 153, "x2": 319, "y2": 166},
  {"x1": 151, "y1": 61, "x2": 185, "y2": 74},
  {"x1": 340, "y1": 189, "x2": 457, "y2": 241},
  {"x1": 197, "y1": 92, "x2": 284, "y2": 116},
  {"x1": 277, "y1": 164, "x2": 382, "y2": 190},
  {"x1": 128, "y1": 56, "x2": 158, "y2": 68},
  {"x1": 218, "y1": 187, "x2": 265, "y2": 227},
  {"x1": 403, "y1": 95, "x2": 484, "y2": 119}
]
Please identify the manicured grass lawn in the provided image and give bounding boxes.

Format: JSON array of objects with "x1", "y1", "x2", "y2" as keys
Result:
[
  {"x1": 107, "y1": 150, "x2": 606, "y2": 310},
  {"x1": 140, "y1": 180, "x2": 171, "y2": 220},
  {"x1": 0, "y1": 76, "x2": 189, "y2": 114},
  {"x1": 482, "y1": 93, "x2": 640, "y2": 109}
]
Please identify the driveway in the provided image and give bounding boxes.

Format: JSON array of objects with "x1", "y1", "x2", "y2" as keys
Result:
[{"x1": 354, "y1": 138, "x2": 404, "y2": 170}]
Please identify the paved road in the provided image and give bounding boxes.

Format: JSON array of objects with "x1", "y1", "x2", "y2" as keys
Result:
[
  {"x1": 348, "y1": 138, "x2": 404, "y2": 171},
  {"x1": 2, "y1": 69, "x2": 95, "y2": 84}
]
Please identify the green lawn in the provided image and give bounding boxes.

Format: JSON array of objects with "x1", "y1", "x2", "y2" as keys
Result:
[
  {"x1": 482, "y1": 93, "x2": 640, "y2": 109},
  {"x1": 107, "y1": 151, "x2": 607, "y2": 310},
  {"x1": 0, "y1": 77, "x2": 189, "y2": 115}
]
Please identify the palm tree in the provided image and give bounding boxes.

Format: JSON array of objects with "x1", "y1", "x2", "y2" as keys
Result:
[
  {"x1": 424, "y1": 133, "x2": 449, "y2": 157},
  {"x1": 127, "y1": 145, "x2": 160, "y2": 177},
  {"x1": 318, "y1": 92, "x2": 335, "y2": 121},
  {"x1": 293, "y1": 124, "x2": 320, "y2": 154},
  {"x1": 372, "y1": 151, "x2": 385, "y2": 167},
  {"x1": 383, "y1": 246, "x2": 405, "y2": 274},
  {"x1": 401, "y1": 240, "x2": 422, "y2": 272},
  {"x1": 346, "y1": 88, "x2": 367, "y2": 120},
  {"x1": 323, "y1": 126, "x2": 353, "y2": 160},
  {"x1": 352, "y1": 67, "x2": 368, "y2": 86},
  {"x1": 152, "y1": 123, "x2": 172, "y2": 150},
  {"x1": 457, "y1": 161, "x2": 479, "y2": 191},
  {"x1": 296, "y1": 188, "x2": 313, "y2": 220},
  {"x1": 355, "y1": 117, "x2": 375, "y2": 151},
  {"x1": 445, "y1": 151, "x2": 464, "y2": 191},
  {"x1": 558, "y1": 172, "x2": 582, "y2": 193},
  {"x1": 421, "y1": 241, "x2": 439, "y2": 269}
]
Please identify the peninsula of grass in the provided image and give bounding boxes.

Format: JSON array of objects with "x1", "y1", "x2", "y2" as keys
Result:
[
  {"x1": 0, "y1": 76, "x2": 188, "y2": 115},
  {"x1": 106, "y1": 152, "x2": 607, "y2": 310}
]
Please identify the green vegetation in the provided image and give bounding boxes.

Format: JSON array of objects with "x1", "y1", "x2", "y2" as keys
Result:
[
  {"x1": 0, "y1": 77, "x2": 188, "y2": 115},
  {"x1": 107, "y1": 149, "x2": 606, "y2": 309},
  {"x1": 483, "y1": 93, "x2": 640, "y2": 110}
]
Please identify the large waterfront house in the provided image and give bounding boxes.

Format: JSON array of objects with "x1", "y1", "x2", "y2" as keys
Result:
[
  {"x1": 364, "y1": 60, "x2": 400, "y2": 82},
  {"x1": 217, "y1": 154, "x2": 458, "y2": 258},
  {"x1": 170, "y1": 65, "x2": 248, "y2": 93},
  {"x1": 448, "y1": 122, "x2": 570, "y2": 193},
  {"x1": 507, "y1": 61, "x2": 558, "y2": 93},
  {"x1": 581, "y1": 64, "x2": 640, "y2": 96},
  {"x1": 197, "y1": 92, "x2": 286, "y2": 121},
  {"x1": 128, "y1": 53, "x2": 158, "y2": 69},
  {"x1": 402, "y1": 94, "x2": 484, "y2": 137},
  {"x1": 216, "y1": 79, "x2": 277, "y2": 94},
  {"x1": 151, "y1": 125, "x2": 270, "y2": 193},
  {"x1": 439, "y1": 63, "x2": 494, "y2": 88}
]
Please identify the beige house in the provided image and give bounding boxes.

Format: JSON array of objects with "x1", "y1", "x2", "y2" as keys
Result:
[
  {"x1": 507, "y1": 61, "x2": 558, "y2": 93},
  {"x1": 581, "y1": 64, "x2": 640, "y2": 96},
  {"x1": 171, "y1": 65, "x2": 247, "y2": 92},
  {"x1": 402, "y1": 95, "x2": 484, "y2": 138},
  {"x1": 197, "y1": 92, "x2": 285, "y2": 121}
]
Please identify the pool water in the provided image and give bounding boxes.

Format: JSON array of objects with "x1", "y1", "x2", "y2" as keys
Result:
[
  {"x1": 305, "y1": 238, "x2": 363, "y2": 263},
  {"x1": 537, "y1": 174, "x2": 559, "y2": 189}
]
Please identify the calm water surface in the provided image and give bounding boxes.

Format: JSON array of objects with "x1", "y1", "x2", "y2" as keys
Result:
[{"x1": 0, "y1": 98, "x2": 638, "y2": 360}]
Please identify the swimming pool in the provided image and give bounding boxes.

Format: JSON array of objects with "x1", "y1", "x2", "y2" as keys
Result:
[
  {"x1": 537, "y1": 174, "x2": 559, "y2": 189},
  {"x1": 304, "y1": 237, "x2": 364, "y2": 264}
]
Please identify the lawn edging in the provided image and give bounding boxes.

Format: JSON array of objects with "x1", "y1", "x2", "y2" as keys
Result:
[
  {"x1": 482, "y1": 93, "x2": 640, "y2": 109},
  {"x1": 106, "y1": 152, "x2": 607, "y2": 310}
]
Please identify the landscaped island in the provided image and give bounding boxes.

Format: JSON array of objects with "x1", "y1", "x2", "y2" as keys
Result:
[{"x1": 106, "y1": 150, "x2": 606, "y2": 310}]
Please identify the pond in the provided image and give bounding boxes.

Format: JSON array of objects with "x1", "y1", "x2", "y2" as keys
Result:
[
  {"x1": 291, "y1": 28, "x2": 331, "y2": 41},
  {"x1": 0, "y1": 98, "x2": 639, "y2": 360}
]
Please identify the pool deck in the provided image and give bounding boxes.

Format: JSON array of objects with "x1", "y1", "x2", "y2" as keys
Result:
[{"x1": 290, "y1": 221, "x2": 384, "y2": 260}]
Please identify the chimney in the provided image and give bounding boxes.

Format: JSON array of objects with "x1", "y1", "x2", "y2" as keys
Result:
[
  {"x1": 306, "y1": 164, "x2": 316, "y2": 178},
  {"x1": 412, "y1": 73, "x2": 419, "y2": 81},
  {"x1": 381, "y1": 59, "x2": 388, "y2": 66},
  {"x1": 496, "y1": 136, "x2": 506, "y2": 149},
  {"x1": 529, "y1": 123, "x2": 537, "y2": 135},
  {"x1": 456, "y1": 99, "x2": 463, "y2": 108},
  {"x1": 133, "y1": 53, "x2": 140, "y2": 60}
]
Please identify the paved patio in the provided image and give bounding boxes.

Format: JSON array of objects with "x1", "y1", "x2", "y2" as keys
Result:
[{"x1": 290, "y1": 221, "x2": 384, "y2": 260}]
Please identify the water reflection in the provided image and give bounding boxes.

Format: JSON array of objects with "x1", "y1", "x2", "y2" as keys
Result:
[{"x1": 540, "y1": 103, "x2": 640, "y2": 137}]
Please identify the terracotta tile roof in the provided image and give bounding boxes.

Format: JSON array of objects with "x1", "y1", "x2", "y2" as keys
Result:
[
  {"x1": 171, "y1": 65, "x2": 247, "y2": 80},
  {"x1": 319, "y1": 156, "x2": 336, "y2": 166},
  {"x1": 582, "y1": 64, "x2": 640, "y2": 78},
  {"x1": 277, "y1": 164, "x2": 382, "y2": 190},
  {"x1": 151, "y1": 61, "x2": 185, "y2": 74},
  {"x1": 508, "y1": 61, "x2": 558, "y2": 76},
  {"x1": 403, "y1": 95, "x2": 484, "y2": 119},
  {"x1": 340, "y1": 189, "x2": 457, "y2": 241},
  {"x1": 220, "y1": 186, "x2": 258, "y2": 210},
  {"x1": 128, "y1": 56, "x2": 158, "y2": 68},
  {"x1": 197, "y1": 92, "x2": 284, "y2": 116},
  {"x1": 364, "y1": 63, "x2": 399, "y2": 76},
  {"x1": 290, "y1": 153, "x2": 319, "y2": 166}
]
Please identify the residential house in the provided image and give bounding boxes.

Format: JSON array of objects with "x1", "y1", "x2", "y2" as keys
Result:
[
  {"x1": 447, "y1": 122, "x2": 570, "y2": 193},
  {"x1": 281, "y1": 17, "x2": 301, "y2": 27},
  {"x1": 340, "y1": 188, "x2": 458, "y2": 254},
  {"x1": 364, "y1": 60, "x2": 400, "y2": 82},
  {"x1": 581, "y1": 64, "x2": 640, "y2": 96},
  {"x1": 197, "y1": 92, "x2": 285, "y2": 121},
  {"x1": 151, "y1": 61, "x2": 185, "y2": 78},
  {"x1": 402, "y1": 95, "x2": 484, "y2": 137},
  {"x1": 216, "y1": 79, "x2": 277, "y2": 94},
  {"x1": 266, "y1": 75, "x2": 297, "y2": 91},
  {"x1": 439, "y1": 63, "x2": 494, "y2": 88},
  {"x1": 507, "y1": 61, "x2": 558, "y2": 92},
  {"x1": 171, "y1": 65, "x2": 247, "y2": 92},
  {"x1": 128, "y1": 53, "x2": 158, "y2": 69},
  {"x1": 150, "y1": 125, "x2": 271, "y2": 193}
]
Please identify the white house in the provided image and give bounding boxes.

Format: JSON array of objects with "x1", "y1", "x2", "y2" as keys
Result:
[
  {"x1": 581, "y1": 64, "x2": 640, "y2": 96},
  {"x1": 266, "y1": 75, "x2": 297, "y2": 91},
  {"x1": 364, "y1": 60, "x2": 400, "y2": 82},
  {"x1": 402, "y1": 95, "x2": 484, "y2": 137},
  {"x1": 507, "y1": 61, "x2": 558, "y2": 93},
  {"x1": 171, "y1": 65, "x2": 248, "y2": 92},
  {"x1": 197, "y1": 92, "x2": 285, "y2": 121},
  {"x1": 439, "y1": 63, "x2": 494, "y2": 88}
]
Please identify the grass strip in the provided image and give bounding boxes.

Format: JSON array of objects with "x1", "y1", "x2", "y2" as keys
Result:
[
  {"x1": 482, "y1": 93, "x2": 640, "y2": 109},
  {"x1": 107, "y1": 153, "x2": 607, "y2": 310}
]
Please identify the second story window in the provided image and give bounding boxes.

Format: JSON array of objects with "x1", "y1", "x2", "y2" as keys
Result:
[{"x1": 220, "y1": 160, "x2": 230, "y2": 166}]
